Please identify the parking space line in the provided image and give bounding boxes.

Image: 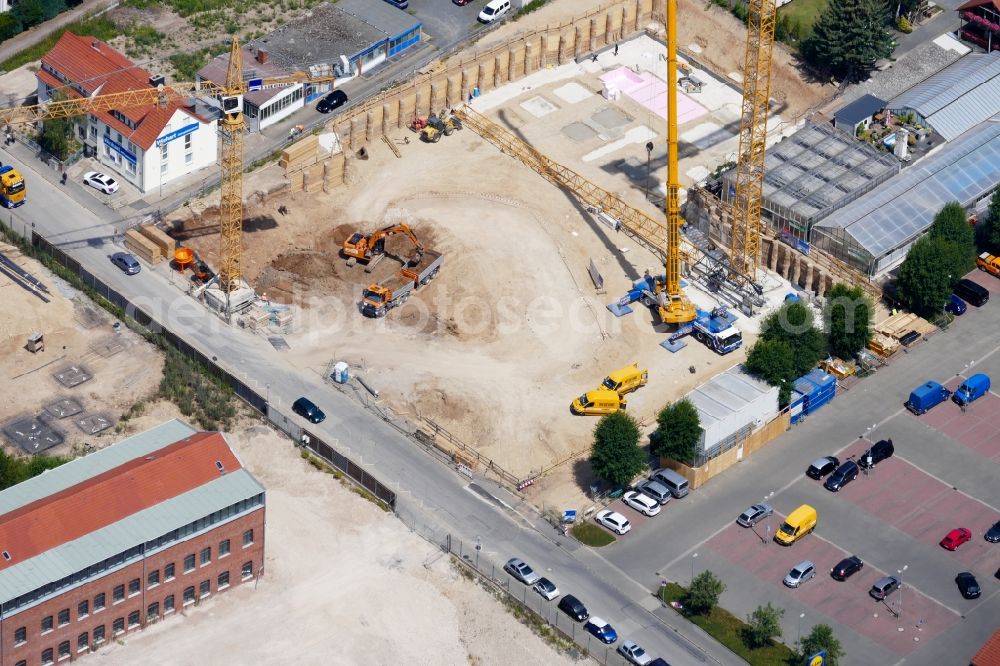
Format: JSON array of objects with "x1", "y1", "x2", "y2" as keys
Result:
[{"x1": 892, "y1": 454, "x2": 1000, "y2": 516}]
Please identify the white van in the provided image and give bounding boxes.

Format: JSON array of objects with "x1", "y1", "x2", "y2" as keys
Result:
[{"x1": 478, "y1": 0, "x2": 511, "y2": 23}]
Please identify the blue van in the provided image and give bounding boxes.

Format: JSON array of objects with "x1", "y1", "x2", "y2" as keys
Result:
[
  {"x1": 905, "y1": 381, "x2": 950, "y2": 414},
  {"x1": 945, "y1": 294, "x2": 967, "y2": 316},
  {"x1": 953, "y1": 373, "x2": 991, "y2": 406}
]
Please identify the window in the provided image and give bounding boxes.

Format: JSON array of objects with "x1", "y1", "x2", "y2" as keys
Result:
[
  {"x1": 93, "y1": 625, "x2": 105, "y2": 644},
  {"x1": 147, "y1": 602, "x2": 159, "y2": 618},
  {"x1": 184, "y1": 554, "x2": 195, "y2": 572},
  {"x1": 128, "y1": 578, "x2": 140, "y2": 596},
  {"x1": 112, "y1": 618, "x2": 124, "y2": 635},
  {"x1": 16, "y1": 661, "x2": 26, "y2": 666},
  {"x1": 241, "y1": 561, "x2": 253, "y2": 579},
  {"x1": 77, "y1": 632, "x2": 88, "y2": 650},
  {"x1": 78, "y1": 599, "x2": 89, "y2": 618},
  {"x1": 58, "y1": 640, "x2": 70, "y2": 658},
  {"x1": 161, "y1": 161, "x2": 168, "y2": 175},
  {"x1": 148, "y1": 570, "x2": 160, "y2": 588},
  {"x1": 243, "y1": 529, "x2": 254, "y2": 547},
  {"x1": 218, "y1": 571, "x2": 230, "y2": 589},
  {"x1": 199, "y1": 580, "x2": 210, "y2": 597},
  {"x1": 58, "y1": 608, "x2": 69, "y2": 626},
  {"x1": 94, "y1": 592, "x2": 106, "y2": 611},
  {"x1": 113, "y1": 584, "x2": 125, "y2": 603},
  {"x1": 184, "y1": 134, "x2": 192, "y2": 150},
  {"x1": 14, "y1": 626, "x2": 26, "y2": 645},
  {"x1": 200, "y1": 547, "x2": 211, "y2": 566},
  {"x1": 219, "y1": 538, "x2": 231, "y2": 557},
  {"x1": 42, "y1": 648, "x2": 53, "y2": 665},
  {"x1": 41, "y1": 615, "x2": 53, "y2": 633},
  {"x1": 164, "y1": 563, "x2": 175, "y2": 580},
  {"x1": 185, "y1": 151, "x2": 193, "y2": 165},
  {"x1": 183, "y1": 586, "x2": 196, "y2": 605},
  {"x1": 127, "y1": 610, "x2": 140, "y2": 628},
  {"x1": 164, "y1": 595, "x2": 175, "y2": 613}
]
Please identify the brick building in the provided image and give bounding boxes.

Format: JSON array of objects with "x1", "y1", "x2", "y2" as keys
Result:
[{"x1": 0, "y1": 420, "x2": 265, "y2": 666}]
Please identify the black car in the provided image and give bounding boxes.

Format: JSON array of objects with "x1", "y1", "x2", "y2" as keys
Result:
[
  {"x1": 858, "y1": 439, "x2": 894, "y2": 469},
  {"x1": 557, "y1": 594, "x2": 589, "y2": 622},
  {"x1": 292, "y1": 396, "x2": 326, "y2": 423},
  {"x1": 806, "y1": 456, "x2": 839, "y2": 480},
  {"x1": 985, "y1": 520, "x2": 1000, "y2": 543},
  {"x1": 831, "y1": 555, "x2": 864, "y2": 581},
  {"x1": 956, "y1": 572, "x2": 981, "y2": 599},
  {"x1": 824, "y1": 460, "x2": 859, "y2": 492},
  {"x1": 317, "y1": 90, "x2": 348, "y2": 114}
]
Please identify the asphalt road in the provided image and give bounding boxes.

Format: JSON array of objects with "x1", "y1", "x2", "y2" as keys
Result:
[
  {"x1": 2, "y1": 148, "x2": 744, "y2": 666},
  {"x1": 409, "y1": 0, "x2": 494, "y2": 48}
]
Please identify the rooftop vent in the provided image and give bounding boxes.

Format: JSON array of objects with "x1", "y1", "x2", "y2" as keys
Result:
[
  {"x1": 256, "y1": 49, "x2": 269, "y2": 65},
  {"x1": 215, "y1": 460, "x2": 226, "y2": 474},
  {"x1": 2, "y1": 551, "x2": 10, "y2": 561},
  {"x1": 149, "y1": 74, "x2": 165, "y2": 88}
]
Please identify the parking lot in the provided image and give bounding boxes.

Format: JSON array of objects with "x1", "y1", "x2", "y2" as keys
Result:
[{"x1": 606, "y1": 267, "x2": 1000, "y2": 665}]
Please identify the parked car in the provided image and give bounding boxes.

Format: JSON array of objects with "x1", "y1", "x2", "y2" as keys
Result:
[
  {"x1": 940, "y1": 528, "x2": 972, "y2": 551},
  {"x1": 858, "y1": 439, "x2": 894, "y2": 469},
  {"x1": 453, "y1": 0, "x2": 473, "y2": 4},
  {"x1": 823, "y1": 459, "x2": 859, "y2": 492},
  {"x1": 110, "y1": 251, "x2": 140, "y2": 275},
  {"x1": 905, "y1": 381, "x2": 951, "y2": 414},
  {"x1": 595, "y1": 509, "x2": 631, "y2": 535},
  {"x1": 637, "y1": 479, "x2": 672, "y2": 505},
  {"x1": 316, "y1": 90, "x2": 348, "y2": 113},
  {"x1": 503, "y1": 558, "x2": 540, "y2": 585},
  {"x1": 945, "y1": 294, "x2": 967, "y2": 316},
  {"x1": 622, "y1": 490, "x2": 661, "y2": 517},
  {"x1": 617, "y1": 640, "x2": 652, "y2": 665},
  {"x1": 985, "y1": 520, "x2": 1000, "y2": 543},
  {"x1": 291, "y1": 396, "x2": 325, "y2": 423},
  {"x1": 806, "y1": 456, "x2": 839, "y2": 479},
  {"x1": 869, "y1": 575, "x2": 901, "y2": 600},
  {"x1": 736, "y1": 503, "x2": 773, "y2": 528},
  {"x1": 83, "y1": 171, "x2": 120, "y2": 194},
  {"x1": 956, "y1": 572, "x2": 981, "y2": 599},
  {"x1": 478, "y1": 0, "x2": 511, "y2": 23},
  {"x1": 831, "y1": 556, "x2": 864, "y2": 581},
  {"x1": 584, "y1": 616, "x2": 618, "y2": 644},
  {"x1": 557, "y1": 594, "x2": 589, "y2": 621},
  {"x1": 783, "y1": 560, "x2": 816, "y2": 588},
  {"x1": 533, "y1": 577, "x2": 559, "y2": 600}
]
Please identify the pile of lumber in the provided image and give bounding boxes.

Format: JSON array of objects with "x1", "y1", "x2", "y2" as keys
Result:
[
  {"x1": 875, "y1": 311, "x2": 936, "y2": 340},
  {"x1": 123, "y1": 229, "x2": 162, "y2": 265},
  {"x1": 137, "y1": 225, "x2": 175, "y2": 260},
  {"x1": 242, "y1": 307, "x2": 271, "y2": 332},
  {"x1": 279, "y1": 135, "x2": 320, "y2": 172},
  {"x1": 867, "y1": 332, "x2": 899, "y2": 358}
]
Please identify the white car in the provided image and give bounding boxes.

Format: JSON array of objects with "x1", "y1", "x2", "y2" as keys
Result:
[
  {"x1": 622, "y1": 490, "x2": 660, "y2": 517},
  {"x1": 83, "y1": 171, "x2": 120, "y2": 194},
  {"x1": 532, "y1": 577, "x2": 560, "y2": 600},
  {"x1": 595, "y1": 509, "x2": 631, "y2": 535}
]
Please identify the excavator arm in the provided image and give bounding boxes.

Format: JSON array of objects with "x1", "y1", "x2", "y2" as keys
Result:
[{"x1": 343, "y1": 223, "x2": 424, "y2": 261}]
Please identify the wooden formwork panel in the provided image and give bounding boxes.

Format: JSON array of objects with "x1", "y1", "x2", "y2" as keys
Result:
[{"x1": 137, "y1": 224, "x2": 175, "y2": 257}]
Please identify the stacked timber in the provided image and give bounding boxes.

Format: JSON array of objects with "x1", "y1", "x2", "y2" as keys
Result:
[
  {"x1": 279, "y1": 135, "x2": 320, "y2": 172},
  {"x1": 867, "y1": 333, "x2": 899, "y2": 358},
  {"x1": 875, "y1": 312, "x2": 936, "y2": 340},
  {"x1": 137, "y1": 225, "x2": 175, "y2": 259},
  {"x1": 123, "y1": 229, "x2": 162, "y2": 265}
]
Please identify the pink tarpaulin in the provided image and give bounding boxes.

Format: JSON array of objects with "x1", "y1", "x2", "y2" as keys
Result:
[{"x1": 599, "y1": 67, "x2": 708, "y2": 124}]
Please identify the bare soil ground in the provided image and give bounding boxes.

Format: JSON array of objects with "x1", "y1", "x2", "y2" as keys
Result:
[
  {"x1": 0, "y1": 242, "x2": 163, "y2": 455},
  {"x1": 93, "y1": 411, "x2": 581, "y2": 666}
]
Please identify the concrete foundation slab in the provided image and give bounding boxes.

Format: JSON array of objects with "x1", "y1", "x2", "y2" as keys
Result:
[
  {"x1": 53, "y1": 364, "x2": 93, "y2": 388},
  {"x1": 75, "y1": 414, "x2": 113, "y2": 435},
  {"x1": 44, "y1": 398, "x2": 84, "y2": 419},
  {"x1": 562, "y1": 122, "x2": 598, "y2": 142},
  {"x1": 3, "y1": 416, "x2": 64, "y2": 453},
  {"x1": 553, "y1": 82, "x2": 592, "y2": 104},
  {"x1": 519, "y1": 95, "x2": 558, "y2": 118}
]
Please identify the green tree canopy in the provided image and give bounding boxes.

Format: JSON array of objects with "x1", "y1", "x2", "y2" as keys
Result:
[
  {"x1": 589, "y1": 411, "x2": 645, "y2": 488},
  {"x1": 799, "y1": 624, "x2": 844, "y2": 666},
  {"x1": 927, "y1": 202, "x2": 976, "y2": 277},
  {"x1": 0, "y1": 13, "x2": 20, "y2": 41},
  {"x1": 896, "y1": 235, "x2": 959, "y2": 315},
  {"x1": 13, "y1": 0, "x2": 46, "y2": 29},
  {"x1": 651, "y1": 398, "x2": 701, "y2": 465},
  {"x1": 983, "y1": 186, "x2": 1000, "y2": 254},
  {"x1": 745, "y1": 339, "x2": 795, "y2": 406},
  {"x1": 800, "y1": 0, "x2": 895, "y2": 81},
  {"x1": 823, "y1": 283, "x2": 874, "y2": 359},
  {"x1": 744, "y1": 602, "x2": 784, "y2": 648},
  {"x1": 759, "y1": 301, "x2": 827, "y2": 377},
  {"x1": 685, "y1": 570, "x2": 725, "y2": 616}
]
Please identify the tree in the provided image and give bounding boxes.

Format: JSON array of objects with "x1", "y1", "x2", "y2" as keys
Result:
[
  {"x1": 13, "y1": 0, "x2": 45, "y2": 29},
  {"x1": 651, "y1": 398, "x2": 701, "y2": 465},
  {"x1": 895, "y1": 235, "x2": 957, "y2": 315},
  {"x1": 38, "y1": 116, "x2": 76, "y2": 160},
  {"x1": 745, "y1": 339, "x2": 795, "y2": 406},
  {"x1": 744, "y1": 602, "x2": 784, "y2": 648},
  {"x1": 928, "y1": 202, "x2": 976, "y2": 276},
  {"x1": 759, "y1": 301, "x2": 826, "y2": 377},
  {"x1": 589, "y1": 411, "x2": 645, "y2": 488},
  {"x1": 983, "y1": 186, "x2": 1000, "y2": 254},
  {"x1": 685, "y1": 570, "x2": 725, "y2": 615},
  {"x1": 800, "y1": 0, "x2": 895, "y2": 81},
  {"x1": 798, "y1": 624, "x2": 844, "y2": 666},
  {"x1": 0, "y1": 13, "x2": 20, "y2": 41},
  {"x1": 823, "y1": 283, "x2": 874, "y2": 359}
]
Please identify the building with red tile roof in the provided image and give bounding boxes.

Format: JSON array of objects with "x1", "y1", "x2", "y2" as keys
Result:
[
  {"x1": 972, "y1": 628, "x2": 1000, "y2": 666},
  {"x1": 0, "y1": 420, "x2": 265, "y2": 666},
  {"x1": 36, "y1": 32, "x2": 218, "y2": 194}
]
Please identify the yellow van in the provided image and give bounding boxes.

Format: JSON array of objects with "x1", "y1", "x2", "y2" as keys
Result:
[
  {"x1": 602, "y1": 363, "x2": 649, "y2": 395},
  {"x1": 571, "y1": 389, "x2": 626, "y2": 415},
  {"x1": 774, "y1": 504, "x2": 817, "y2": 546}
]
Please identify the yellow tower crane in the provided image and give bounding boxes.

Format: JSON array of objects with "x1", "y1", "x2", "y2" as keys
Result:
[
  {"x1": 658, "y1": 0, "x2": 697, "y2": 325},
  {"x1": 728, "y1": 0, "x2": 778, "y2": 283},
  {"x1": 0, "y1": 36, "x2": 332, "y2": 302}
]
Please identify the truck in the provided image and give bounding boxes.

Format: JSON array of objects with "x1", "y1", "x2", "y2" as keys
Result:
[
  {"x1": 571, "y1": 388, "x2": 626, "y2": 415},
  {"x1": 360, "y1": 250, "x2": 443, "y2": 317},
  {"x1": 774, "y1": 504, "x2": 817, "y2": 546},
  {"x1": 0, "y1": 165, "x2": 26, "y2": 208},
  {"x1": 978, "y1": 251, "x2": 1000, "y2": 278},
  {"x1": 905, "y1": 381, "x2": 950, "y2": 414},
  {"x1": 668, "y1": 306, "x2": 743, "y2": 355},
  {"x1": 952, "y1": 373, "x2": 991, "y2": 406},
  {"x1": 601, "y1": 363, "x2": 648, "y2": 395}
]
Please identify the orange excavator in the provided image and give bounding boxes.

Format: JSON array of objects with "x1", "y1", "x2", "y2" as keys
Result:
[{"x1": 342, "y1": 223, "x2": 424, "y2": 263}]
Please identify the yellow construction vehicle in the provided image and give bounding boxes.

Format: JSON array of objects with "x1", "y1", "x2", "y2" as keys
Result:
[
  {"x1": 601, "y1": 363, "x2": 648, "y2": 395},
  {"x1": 571, "y1": 388, "x2": 627, "y2": 416},
  {"x1": 342, "y1": 223, "x2": 424, "y2": 262},
  {"x1": 0, "y1": 165, "x2": 26, "y2": 208},
  {"x1": 420, "y1": 110, "x2": 463, "y2": 143}
]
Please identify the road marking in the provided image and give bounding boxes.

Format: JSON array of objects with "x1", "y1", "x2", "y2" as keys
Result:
[{"x1": 891, "y1": 455, "x2": 1000, "y2": 515}]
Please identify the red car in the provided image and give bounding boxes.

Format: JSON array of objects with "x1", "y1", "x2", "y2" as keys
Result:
[
  {"x1": 453, "y1": 0, "x2": 473, "y2": 4},
  {"x1": 940, "y1": 528, "x2": 972, "y2": 551}
]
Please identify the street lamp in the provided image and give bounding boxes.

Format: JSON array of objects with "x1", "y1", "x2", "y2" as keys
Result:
[
  {"x1": 645, "y1": 141, "x2": 654, "y2": 201},
  {"x1": 897, "y1": 565, "x2": 908, "y2": 620},
  {"x1": 798, "y1": 612, "x2": 805, "y2": 644},
  {"x1": 691, "y1": 552, "x2": 699, "y2": 585},
  {"x1": 763, "y1": 491, "x2": 774, "y2": 545},
  {"x1": 265, "y1": 383, "x2": 270, "y2": 405},
  {"x1": 475, "y1": 536, "x2": 482, "y2": 568}
]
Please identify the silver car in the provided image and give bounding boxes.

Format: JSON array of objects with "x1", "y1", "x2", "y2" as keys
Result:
[
  {"x1": 637, "y1": 479, "x2": 671, "y2": 505},
  {"x1": 737, "y1": 503, "x2": 773, "y2": 527},
  {"x1": 617, "y1": 639, "x2": 652, "y2": 665},
  {"x1": 504, "y1": 558, "x2": 540, "y2": 585},
  {"x1": 784, "y1": 560, "x2": 816, "y2": 588}
]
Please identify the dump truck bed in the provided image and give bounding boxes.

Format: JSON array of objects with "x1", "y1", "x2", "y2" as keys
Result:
[{"x1": 402, "y1": 250, "x2": 444, "y2": 283}]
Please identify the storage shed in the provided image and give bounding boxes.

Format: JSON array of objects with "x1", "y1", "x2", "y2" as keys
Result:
[{"x1": 685, "y1": 366, "x2": 779, "y2": 461}]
